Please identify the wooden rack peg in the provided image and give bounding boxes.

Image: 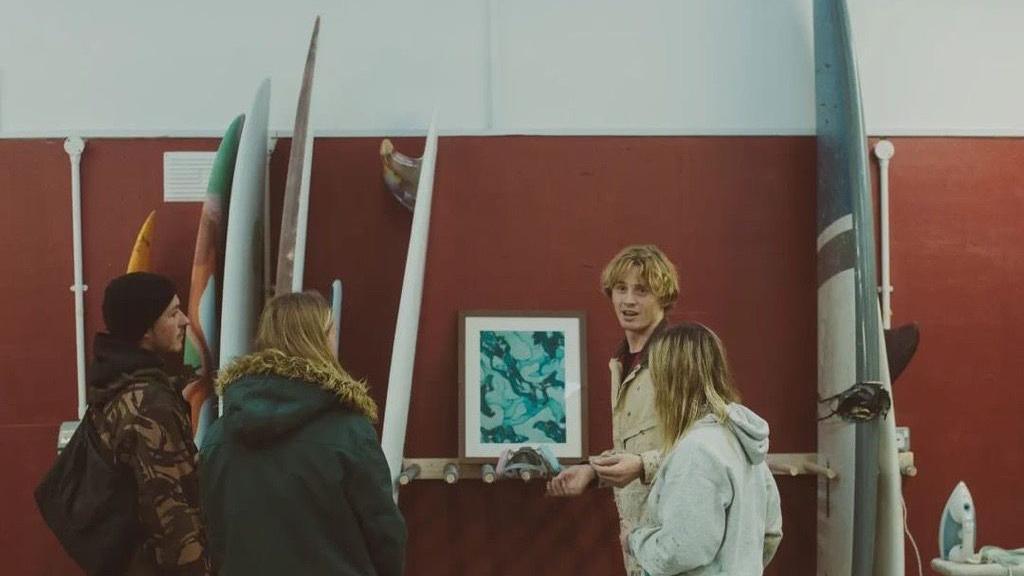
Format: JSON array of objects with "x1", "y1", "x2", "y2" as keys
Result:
[
  {"x1": 803, "y1": 462, "x2": 838, "y2": 480},
  {"x1": 899, "y1": 452, "x2": 918, "y2": 477},
  {"x1": 399, "y1": 464, "x2": 421, "y2": 485},
  {"x1": 443, "y1": 463, "x2": 460, "y2": 484},
  {"x1": 481, "y1": 464, "x2": 497, "y2": 484},
  {"x1": 768, "y1": 462, "x2": 800, "y2": 476}
]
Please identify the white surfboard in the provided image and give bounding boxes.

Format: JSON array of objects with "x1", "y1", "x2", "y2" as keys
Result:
[
  {"x1": 380, "y1": 114, "x2": 439, "y2": 501},
  {"x1": 875, "y1": 311, "x2": 904, "y2": 576},
  {"x1": 219, "y1": 79, "x2": 270, "y2": 392}
]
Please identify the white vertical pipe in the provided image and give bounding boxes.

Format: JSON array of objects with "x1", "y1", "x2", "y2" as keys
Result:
[
  {"x1": 64, "y1": 137, "x2": 87, "y2": 419},
  {"x1": 381, "y1": 113, "x2": 438, "y2": 501},
  {"x1": 874, "y1": 140, "x2": 895, "y2": 330}
]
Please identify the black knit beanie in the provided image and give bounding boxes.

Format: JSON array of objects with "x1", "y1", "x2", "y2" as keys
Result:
[{"x1": 102, "y1": 272, "x2": 177, "y2": 343}]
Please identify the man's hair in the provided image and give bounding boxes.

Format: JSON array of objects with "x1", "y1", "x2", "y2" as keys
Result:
[{"x1": 600, "y1": 244, "x2": 680, "y2": 309}]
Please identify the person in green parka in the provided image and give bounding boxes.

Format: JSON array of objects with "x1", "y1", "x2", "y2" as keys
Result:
[{"x1": 200, "y1": 291, "x2": 406, "y2": 576}]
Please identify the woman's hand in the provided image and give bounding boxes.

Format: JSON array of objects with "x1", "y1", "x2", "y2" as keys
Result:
[{"x1": 589, "y1": 453, "x2": 643, "y2": 487}]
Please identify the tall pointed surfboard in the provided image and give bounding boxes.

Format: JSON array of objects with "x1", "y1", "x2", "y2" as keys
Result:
[
  {"x1": 126, "y1": 211, "x2": 156, "y2": 273},
  {"x1": 815, "y1": 1, "x2": 903, "y2": 575},
  {"x1": 219, "y1": 80, "x2": 269, "y2": 398},
  {"x1": 381, "y1": 115, "x2": 439, "y2": 501},
  {"x1": 183, "y1": 114, "x2": 243, "y2": 447},
  {"x1": 276, "y1": 16, "x2": 320, "y2": 294}
]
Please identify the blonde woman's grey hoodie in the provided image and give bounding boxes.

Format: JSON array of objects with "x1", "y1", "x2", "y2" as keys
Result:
[{"x1": 627, "y1": 403, "x2": 783, "y2": 576}]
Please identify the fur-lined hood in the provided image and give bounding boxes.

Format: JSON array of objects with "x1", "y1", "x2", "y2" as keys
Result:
[
  {"x1": 215, "y1": 350, "x2": 378, "y2": 445},
  {"x1": 217, "y1": 349, "x2": 377, "y2": 419}
]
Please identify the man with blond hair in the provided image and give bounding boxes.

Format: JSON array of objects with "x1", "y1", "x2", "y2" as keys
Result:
[{"x1": 548, "y1": 244, "x2": 680, "y2": 576}]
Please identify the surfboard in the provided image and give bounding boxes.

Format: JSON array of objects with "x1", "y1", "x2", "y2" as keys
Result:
[
  {"x1": 330, "y1": 279, "x2": 342, "y2": 357},
  {"x1": 815, "y1": 1, "x2": 904, "y2": 575},
  {"x1": 219, "y1": 80, "x2": 270, "y2": 399},
  {"x1": 126, "y1": 210, "x2": 156, "y2": 273},
  {"x1": 275, "y1": 16, "x2": 320, "y2": 294},
  {"x1": 183, "y1": 114, "x2": 243, "y2": 448},
  {"x1": 875, "y1": 314, "x2": 904, "y2": 576},
  {"x1": 381, "y1": 115, "x2": 439, "y2": 500}
]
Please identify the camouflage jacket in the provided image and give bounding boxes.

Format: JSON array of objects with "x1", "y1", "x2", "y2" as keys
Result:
[{"x1": 86, "y1": 334, "x2": 210, "y2": 576}]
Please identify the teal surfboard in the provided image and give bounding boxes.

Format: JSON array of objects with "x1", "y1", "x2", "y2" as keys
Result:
[{"x1": 184, "y1": 114, "x2": 243, "y2": 448}]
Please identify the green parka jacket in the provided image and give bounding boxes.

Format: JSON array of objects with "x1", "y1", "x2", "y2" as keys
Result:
[{"x1": 200, "y1": 349, "x2": 406, "y2": 576}]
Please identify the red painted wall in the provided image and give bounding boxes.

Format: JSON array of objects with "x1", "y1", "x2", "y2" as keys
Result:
[
  {"x1": 1, "y1": 136, "x2": 1020, "y2": 575},
  {"x1": 877, "y1": 138, "x2": 1024, "y2": 559}
]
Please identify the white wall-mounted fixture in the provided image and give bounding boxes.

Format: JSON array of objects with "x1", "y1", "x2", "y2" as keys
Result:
[
  {"x1": 64, "y1": 136, "x2": 87, "y2": 419},
  {"x1": 874, "y1": 139, "x2": 895, "y2": 329},
  {"x1": 163, "y1": 152, "x2": 216, "y2": 202}
]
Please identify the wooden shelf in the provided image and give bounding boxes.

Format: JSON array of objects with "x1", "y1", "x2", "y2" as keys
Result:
[{"x1": 398, "y1": 452, "x2": 917, "y2": 484}]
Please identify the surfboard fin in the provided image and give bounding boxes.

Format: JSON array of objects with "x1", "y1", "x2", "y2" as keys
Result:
[
  {"x1": 884, "y1": 322, "x2": 920, "y2": 383},
  {"x1": 127, "y1": 210, "x2": 157, "y2": 273},
  {"x1": 380, "y1": 138, "x2": 421, "y2": 211}
]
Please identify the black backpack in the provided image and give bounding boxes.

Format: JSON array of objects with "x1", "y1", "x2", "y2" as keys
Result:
[{"x1": 34, "y1": 411, "x2": 140, "y2": 575}]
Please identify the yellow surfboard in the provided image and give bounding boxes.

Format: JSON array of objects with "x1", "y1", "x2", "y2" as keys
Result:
[{"x1": 126, "y1": 210, "x2": 156, "y2": 273}]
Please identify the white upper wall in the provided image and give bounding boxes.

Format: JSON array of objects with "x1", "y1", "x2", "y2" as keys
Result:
[{"x1": 1, "y1": 0, "x2": 1022, "y2": 136}]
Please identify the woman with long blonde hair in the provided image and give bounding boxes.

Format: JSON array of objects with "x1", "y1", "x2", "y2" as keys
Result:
[
  {"x1": 200, "y1": 292, "x2": 406, "y2": 576},
  {"x1": 624, "y1": 323, "x2": 782, "y2": 575}
]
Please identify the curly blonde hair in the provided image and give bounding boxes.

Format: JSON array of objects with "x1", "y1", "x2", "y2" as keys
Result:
[{"x1": 600, "y1": 244, "x2": 680, "y2": 309}]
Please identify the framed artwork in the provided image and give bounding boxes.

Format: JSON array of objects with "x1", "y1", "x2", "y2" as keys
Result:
[{"x1": 458, "y1": 311, "x2": 587, "y2": 462}]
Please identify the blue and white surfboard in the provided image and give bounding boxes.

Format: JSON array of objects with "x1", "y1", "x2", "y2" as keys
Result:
[{"x1": 815, "y1": 1, "x2": 904, "y2": 574}]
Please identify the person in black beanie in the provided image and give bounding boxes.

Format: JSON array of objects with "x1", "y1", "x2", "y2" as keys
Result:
[
  {"x1": 102, "y1": 272, "x2": 185, "y2": 351},
  {"x1": 86, "y1": 272, "x2": 211, "y2": 576}
]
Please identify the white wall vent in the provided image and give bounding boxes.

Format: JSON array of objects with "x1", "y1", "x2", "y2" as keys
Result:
[{"x1": 163, "y1": 151, "x2": 216, "y2": 202}]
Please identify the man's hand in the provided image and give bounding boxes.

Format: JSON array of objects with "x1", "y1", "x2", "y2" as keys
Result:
[
  {"x1": 546, "y1": 464, "x2": 596, "y2": 497},
  {"x1": 589, "y1": 453, "x2": 643, "y2": 488}
]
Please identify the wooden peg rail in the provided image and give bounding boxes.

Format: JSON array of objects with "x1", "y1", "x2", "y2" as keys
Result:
[
  {"x1": 398, "y1": 452, "x2": 916, "y2": 485},
  {"x1": 766, "y1": 453, "x2": 836, "y2": 478}
]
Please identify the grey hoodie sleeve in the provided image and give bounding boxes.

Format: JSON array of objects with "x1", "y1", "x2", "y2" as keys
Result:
[
  {"x1": 628, "y1": 441, "x2": 732, "y2": 576},
  {"x1": 763, "y1": 468, "x2": 783, "y2": 566}
]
